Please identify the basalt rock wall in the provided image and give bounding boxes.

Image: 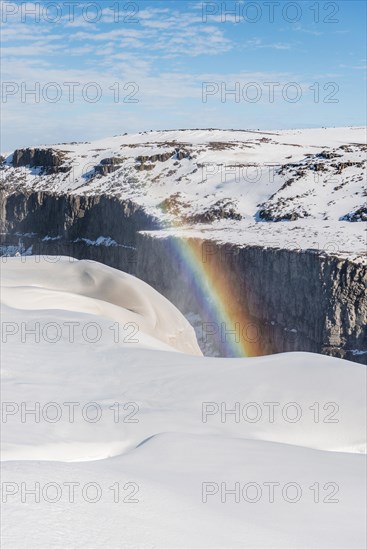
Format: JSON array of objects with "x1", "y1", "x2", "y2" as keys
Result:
[
  {"x1": 135, "y1": 234, "x2": 367, "y2": 364},
  {"x1": 1, "y1": 190, "x2": 365, "y2": 363}
]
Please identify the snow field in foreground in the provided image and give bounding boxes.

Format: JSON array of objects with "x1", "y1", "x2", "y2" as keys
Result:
[{"x1": 1, "y1": 257, "x2": 366, "y2": 549}]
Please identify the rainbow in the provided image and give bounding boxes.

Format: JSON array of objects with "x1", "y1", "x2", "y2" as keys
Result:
[{"x1": 163, "y1": 233, "x2": 262, "y2": 358}]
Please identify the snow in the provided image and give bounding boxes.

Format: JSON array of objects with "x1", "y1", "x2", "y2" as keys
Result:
[
  {"x1": 1, "y1": 256, "x2": 366, "y2": 549},
  {"x1": 143, "y1": 218, "x2": 367, "y2": 263},
  {"x1": 74, "y1": 236, "x2": 118, "y2": 247},
  {"x1": 0, "y1": 256, "x2": 201, "y2": 357},
  {"x1": 2, "y1": 127, "x2": 366, "y2": 258}
]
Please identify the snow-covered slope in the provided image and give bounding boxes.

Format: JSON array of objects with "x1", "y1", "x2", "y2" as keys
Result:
[
  {"x1": 2, "y1": 127, "x2": 366, "y2": 255},
  {"x1": 1, "y1": 256, "x2": 201, "y2": 356},
  {"x1": 1, "y1": 257, "x2": 366, "y2": 549}
]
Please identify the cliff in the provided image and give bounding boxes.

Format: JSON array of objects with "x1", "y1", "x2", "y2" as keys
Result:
[
  {"x1": 1, "y1": 127, "x2": 365, "y2": 363},
  {"x1": 135, "y1": 234, "x2": 367, "y2": 363},
  {"x1": 1, "y1": 189, "x2": 365, "y2": 364}
]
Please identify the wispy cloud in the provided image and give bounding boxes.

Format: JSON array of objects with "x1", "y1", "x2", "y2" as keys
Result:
[
  {"x1": 339, "y1": 63, "x2": 367, "y2": 70},
  {"x1": 1, "y1": 0, "x2": 365, "y2": 150}
]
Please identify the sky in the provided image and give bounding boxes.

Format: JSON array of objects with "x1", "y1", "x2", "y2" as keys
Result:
[{"x1": 1, "y1": 0, "x2": 366, "y2": 151}]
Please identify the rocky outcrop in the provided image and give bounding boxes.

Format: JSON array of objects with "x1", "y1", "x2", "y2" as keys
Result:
[
  {"x1": 341, "y1": 206, "x2": 367, "y2": 222},
  {"x1": 158, "y1": 193, "x2": 189, "y2": 216},
  {"x1": 186, "y1": 199, "x2": 242, "y2": 223},
  {"x1": 258, "y1": 205, "x2": 310, "y2": 222},
  {"x1": 11, "y1": 148, "x2": 70, "y2": 174},
  {"x1": 95, "y1": 157, "x2": 125, "y2": 175},
  {"x1": 158, "y1": 195, "x2": 242, "y2": 222},
  {"x1": 135, "y1": 148, "x2": 191, "y2": 171}
]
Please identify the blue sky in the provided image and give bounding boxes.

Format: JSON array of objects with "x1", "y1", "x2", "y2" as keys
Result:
[{"x1": 1, "y1": 0, "x2": 366, "y2": 150}]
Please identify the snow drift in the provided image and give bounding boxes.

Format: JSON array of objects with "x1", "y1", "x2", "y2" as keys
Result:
[
  {"x1": 1, "y1": 256, "x2": 202, "y2": 356},
  {"x1": 0, "y1": 257, "x2": 366, "y2": 549}
]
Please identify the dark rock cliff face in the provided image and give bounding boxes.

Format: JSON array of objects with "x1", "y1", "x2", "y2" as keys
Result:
[
  {"x1": 0, "y1": 191, "x2": 366, "y2": 364},
  {"x1": 0, "y1": 190, "x2": 160, "y2": 244},
  {"x1": 0, "y1": 190, "x2": 160, "y2": 273},
  {"x1": 135, "y1": 235, "x2": 367, "y2": 363},
  {"x1": 11, "y1": 148, "x2": 70, "y2": 174}
]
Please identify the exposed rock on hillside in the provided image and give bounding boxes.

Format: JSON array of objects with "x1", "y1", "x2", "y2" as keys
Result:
[{"x1": 12, "y1": 148, "x2": 70, "y2": 174}]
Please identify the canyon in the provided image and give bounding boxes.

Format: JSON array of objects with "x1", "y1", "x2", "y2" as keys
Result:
[{"x1": 1, "y1": 128, "x2": 366, "y2": 363}]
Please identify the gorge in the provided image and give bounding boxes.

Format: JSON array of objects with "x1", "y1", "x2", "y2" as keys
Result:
[{"x1": 1, "y1": 127, "x2": 366, "y2": 363}]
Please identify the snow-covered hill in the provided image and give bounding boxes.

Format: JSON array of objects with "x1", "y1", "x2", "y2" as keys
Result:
[
  {"x1": 2, "y1": 127, "x2": 366, "y2": 256},
  {"x1": 1, "y1": 257, "x2": 366, "y2": 549}
]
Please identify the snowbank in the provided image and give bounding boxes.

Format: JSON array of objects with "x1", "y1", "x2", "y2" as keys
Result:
[{"x1": 1, "y1": 257, "x2": 366, "y2": 549}]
